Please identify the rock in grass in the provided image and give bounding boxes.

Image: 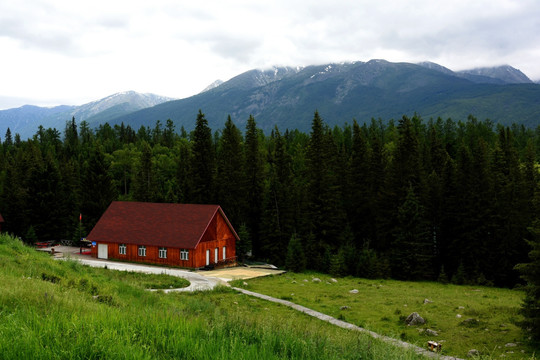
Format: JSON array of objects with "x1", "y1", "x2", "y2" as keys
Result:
[
  {"x1": 330, "y1": 278, "x2": 338, "y2": 283},
  {"x1": 467, "y1": 349, "x2": 480, "y2": 357},
  {"x1": 349, "y1": 289, "x2": 359, "y2": 294},
  {"x1": 405, "y1": 312, "x2": 425, "y2": 326},
  {"x1": 425, "y1": 329, "x2": 438, "y2": 336},
  {"x1": 423, "y1": 298, "x2": 433, "y2": 304},
  {"x1": 312, "y1": 277, "x2": 321, "y2": 282},
  {"x1": 340, "y1": 306, "x2": 350, "y2": 310},
  {"x1": 505, "y1": 343, "x2": 517, "y2": 347}
]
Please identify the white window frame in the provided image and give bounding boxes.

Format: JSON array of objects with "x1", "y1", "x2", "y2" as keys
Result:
[
  {"x1": 158, "y1": 247, "x2": 167, "y2": 259},
  {"x1": 215, "y1": 247, "x2": 218, "y2": 263},
  {"x1": 119, "y1": 243, "x2": 126, "y2": 255},
  {"x1": 223, "y1": 246, "x2": 226, "y2": 260},
  {"x1": 138, "y1": 245, "x2": 146, "y2": 257},
  {"x1": 180, "y1": 249, "x2": 189, "y2": 261}
]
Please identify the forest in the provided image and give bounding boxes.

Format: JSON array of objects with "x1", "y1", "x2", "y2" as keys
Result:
[{"x1": 0, "y1": 111, "x2": 539, "y2": 288}]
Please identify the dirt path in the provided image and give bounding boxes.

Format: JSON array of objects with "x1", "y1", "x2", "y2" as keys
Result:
[{"x1": 233, "y1": 287, "x2": 463, "y2": 360}]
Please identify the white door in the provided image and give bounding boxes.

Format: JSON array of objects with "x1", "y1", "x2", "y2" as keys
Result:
[
  {"x1": 206, "y1": 249, "x2": 210, "y2": 266},
  {"x1": 215, "y1": 248, "x2": 218, "y2": 263},
  {"x1": 97, "y1": 244, "x2": 108, "y2": 259}
]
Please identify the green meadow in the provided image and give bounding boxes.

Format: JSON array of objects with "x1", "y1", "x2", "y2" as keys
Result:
[
  {"x1": 232, "y1": 273, "x2": 537, "y2": 359},
  {"x1": 0, "y1": 234, "x2": 423, "y2": 359}
]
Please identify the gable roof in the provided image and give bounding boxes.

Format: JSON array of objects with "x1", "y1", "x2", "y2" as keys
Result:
[{"x1": 87, "y1": 201, "x2": 239, "y2": 249}]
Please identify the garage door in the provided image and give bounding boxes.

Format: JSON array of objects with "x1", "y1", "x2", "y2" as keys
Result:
[{"x1": 97, "y1": 244, "x2": 108, "y2": 259}]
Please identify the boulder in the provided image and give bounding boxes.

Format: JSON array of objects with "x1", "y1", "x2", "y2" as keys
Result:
[
  {"x1": 312, "y1": 277, "x2": 321, "y2": 282},
  {"x1": 330, "y1": 278, "x2": 338, "y2": 283},
  {"x1": 349, "y1": 289, "x2": 359, "y2": 294},
  {"x1": 467, "y1": 349, "x2": 480, "y2": 357},
  {"x1": 425, "y1": 329, "x2": 438, "y2": 336},
  {"x1": 405, "y1": 312, "x2": 425, "y2": 326}
]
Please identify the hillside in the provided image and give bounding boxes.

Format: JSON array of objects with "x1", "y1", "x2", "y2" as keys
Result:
[
  {"x1": 0, "y1": 234, "x2": 423, "y2": 359},
  {"x1": 108, "y1": 60, "x2": 540, "y2": 133}
]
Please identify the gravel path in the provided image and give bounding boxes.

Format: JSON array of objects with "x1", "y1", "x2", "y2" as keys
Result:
[
  {"x1": 65, "y1": 257, "x2": 224, "y2": 292},
  {"x1": 233, "y1": 287, "x2": 463, "y2": 360}
]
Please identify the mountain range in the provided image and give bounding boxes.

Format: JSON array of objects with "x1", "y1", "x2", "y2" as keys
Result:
[{"x1": 1, "y1": 60, "x2": 539, "y2": 138}]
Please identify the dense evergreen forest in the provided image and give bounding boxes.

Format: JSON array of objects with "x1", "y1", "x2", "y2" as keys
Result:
[{"x1": 1, "y1": 111, "x2": 539, "y2": 288}]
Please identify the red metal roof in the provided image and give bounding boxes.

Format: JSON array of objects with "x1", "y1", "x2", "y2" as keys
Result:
[{"x1": 86, "y1": 201, "x2": 238, "y2": 249}]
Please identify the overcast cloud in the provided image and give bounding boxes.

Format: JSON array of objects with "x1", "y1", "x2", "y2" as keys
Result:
[{"x1": 0, "y1": 0, "x2": 539, "y2": 109}]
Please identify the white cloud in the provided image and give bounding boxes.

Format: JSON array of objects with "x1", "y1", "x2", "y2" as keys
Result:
[{"x1": 0, "y1": 0, "x2": 539, "y2": 109}]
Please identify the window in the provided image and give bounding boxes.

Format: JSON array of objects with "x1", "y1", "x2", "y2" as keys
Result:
[
  {"x1": 223, "y1": 246, "x2": 226, "y2": 260},
  {"x1": 158, "y1": 247, "x2": 167, "y2": 259},
  {"x1": 180, "y1": 249, "x2": 189, "y2": 261},
  {"x1": 138, "y1": 245, "x2": 146, "y2": 257},
  {"x1": 215, "y1": 248, "x2": 218, "y2": 263},
  {"x1": 119, "y1": 244, "x2": 126, "y2": 255}
]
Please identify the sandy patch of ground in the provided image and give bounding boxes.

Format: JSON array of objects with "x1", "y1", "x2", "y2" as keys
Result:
[{"x1": 197, "y1": 267, "x2": 285, "y2": 282}]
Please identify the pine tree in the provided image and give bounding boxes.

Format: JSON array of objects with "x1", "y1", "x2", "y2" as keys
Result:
[
  {"x1": 216, "y1": 116, "x2": 245, "y2": 227},
  {"x1": 348, "y1": 120, "x2": 373, "y2": 248},
  {"x1": 132, "y1": 141, "x2": 156, "y2": 202},
  {"x1": 81, "y1": 146, "x2": 117, "y2": 230},
  {"x1": 285, "y1": 233, "x2": 306, "y2": 272},
  {"x1": 244, "y1": 115, "x2": 264, "y2": 258},
  {"x1": 236, "y1": 223, "x2": 252, "y2": 262},
  {"x1": 190, "y1": 110, "x2": 215, "y2": 204},
  {"x1": 391, "y1": 185, "x2": 433, "y2": 280},
  {"x1": 305, "y1": 111, "x2": 346, "y2": 264},
  {"x1": 260, "y1": 127, "x2": 294, "y2": 265}
]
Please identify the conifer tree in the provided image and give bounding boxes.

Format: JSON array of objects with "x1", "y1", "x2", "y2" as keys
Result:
[
  {"x1": 260, "y1": 127, "x2": 294, "y2": 265},
  {"x1": 132, "y1": 141, "x2": 156, "y2": 202},
  {"x1": 216, "y1": 116, "x2": 245, "y2": 227},
  {"x1": 190, "y1": 110, "x2": 215, "y2": 204},
  {"x1": 516, "y1": 182, "x2": 540, "y2": 341},
  {"x1": 285, "y1": 233, "x2": 306, "y2": 272},
  {"x1": 305, "y1": 111, "x2": 346, "y2": 264},
  {"x1": 81, "y1": 146, "x2": 117, "y2": 230},
  {"x1": 244, "y1": 115, "x2": 264, "y2": 257}
]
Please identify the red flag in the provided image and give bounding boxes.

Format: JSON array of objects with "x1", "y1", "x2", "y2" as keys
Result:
[{"x1": 79, "y1": 213, "x2": 82, "y2": 221}]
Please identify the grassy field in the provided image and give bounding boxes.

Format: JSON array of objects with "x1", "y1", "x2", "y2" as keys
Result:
[
  {"x1": 0, "y1": 234, "x2": 424, "y2": 359},
  {"x1": 231, "y1": 272, "x2": 537, "y2": 359}
]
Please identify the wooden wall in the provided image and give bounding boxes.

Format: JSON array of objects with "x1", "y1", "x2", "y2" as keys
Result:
[{"x1": 90, "y1": 210, "x2": 237, "y2": 268}]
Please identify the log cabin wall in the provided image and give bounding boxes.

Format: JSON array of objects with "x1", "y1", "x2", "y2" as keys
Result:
[{"x1": 89, "y1": 207, "x2": 237, "y2": 269}]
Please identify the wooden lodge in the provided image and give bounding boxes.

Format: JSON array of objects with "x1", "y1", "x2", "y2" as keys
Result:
[{"x1": 86, "y1": 201, "x2": 238, "y2": 269}]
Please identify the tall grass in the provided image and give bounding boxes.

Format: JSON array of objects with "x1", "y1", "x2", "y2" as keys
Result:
[{"x1": 0, "y1": 234, "x2": 423, "y2": 359}]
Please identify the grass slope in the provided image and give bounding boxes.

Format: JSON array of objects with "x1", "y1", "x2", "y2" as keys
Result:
[
  {"x1": 232, "y1": 273, "x2": 537, "y2": 359},
  {"x1": 0, "y1": 234, "x2": 423, "y2": 359}
]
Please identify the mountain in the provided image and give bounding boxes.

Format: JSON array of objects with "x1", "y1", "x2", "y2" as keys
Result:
[
  {"x1": 108, "y1": 60, "x2": 540, "y2": 133},
  {"x1": 458, "y1": 65, "x2": 532, "y2": 84},
  {"x1": 2, "y1": 61, "x2": 540, "y2": 138},
  {"x1": 0, "y1": 91, "x2": 174, "y2": 139}
]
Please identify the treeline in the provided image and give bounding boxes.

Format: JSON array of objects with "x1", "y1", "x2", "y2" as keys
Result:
[{"x1": 0, "y1": 111, "x2": 539, "y2": 287}]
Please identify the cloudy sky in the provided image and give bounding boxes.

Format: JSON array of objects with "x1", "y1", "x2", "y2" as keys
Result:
[{"x1": 1, "y1": 0, "x2": 539, "y2": 109}]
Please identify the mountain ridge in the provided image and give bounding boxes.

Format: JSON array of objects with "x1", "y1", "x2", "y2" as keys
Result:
[
  {"x1": 1, "y1": 60, "x2": 539, "y2": 138},
  {"x1": 0, "y1": 91, "x2": 174, "y2": 138}
]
